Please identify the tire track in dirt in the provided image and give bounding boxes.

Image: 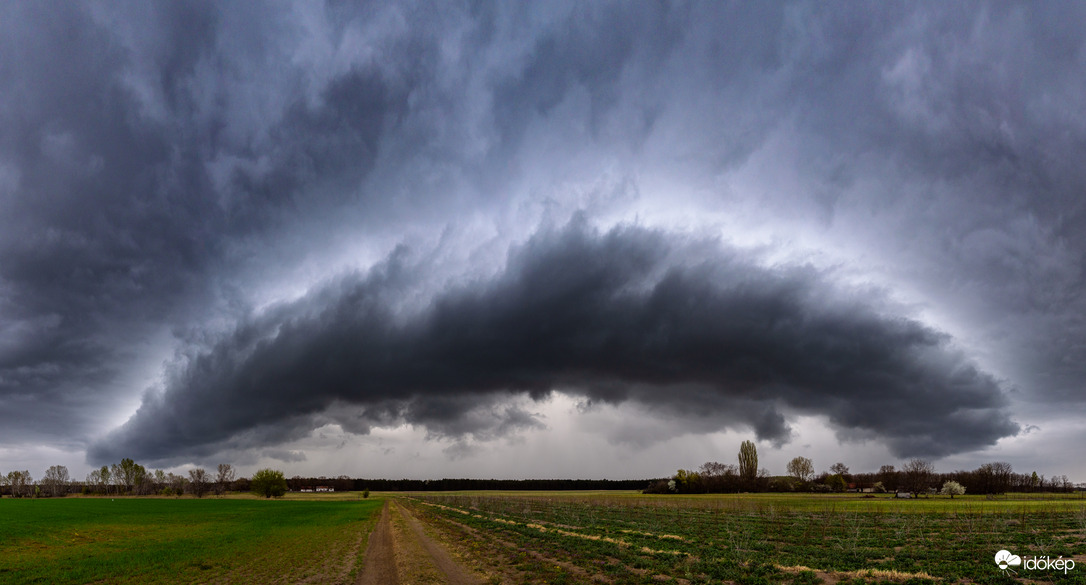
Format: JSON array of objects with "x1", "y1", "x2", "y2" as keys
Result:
[
  {"x1": 356, "y1": 500, "x2": 483, "y2": 585},
  {"x1": 357, "y1": 502, "x2": 399, "y2": 585},
  {"x1": 393, "y1": 500, "x2": 484, "y2": 585}
]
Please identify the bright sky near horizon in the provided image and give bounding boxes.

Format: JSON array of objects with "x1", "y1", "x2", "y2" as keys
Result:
[{"x1": 1, "y1": 2, "x2": 1084, "y2": 483}]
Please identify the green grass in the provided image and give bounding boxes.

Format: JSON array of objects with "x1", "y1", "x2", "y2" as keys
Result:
[{"x1": 0, "y1": 496, "x2": 383, "y2": 584}]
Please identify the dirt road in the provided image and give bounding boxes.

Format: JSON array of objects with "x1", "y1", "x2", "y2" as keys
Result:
[
  {"x1": 356, "y1": 500, "x2": 483, "y2": 585},
  {"x1": 357, "y1": 503, "x2": 399, "y2": 585}
]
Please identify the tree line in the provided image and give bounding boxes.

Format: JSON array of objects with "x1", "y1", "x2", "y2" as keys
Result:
[
  {"x1": 5, "y1": 450, "x2": 1077, "y2": 498},
  {"x1": 1, "y1": 459, "x2": 649, "y2": 498},
  {"x1": 311, "y1": 477, "x2": 649, "y2": 492},
  {"x1": 646, "y1": 441, "x2": 1081, "y2": 496},
  {"x1": 1, "y1": 460, "x2": 238, "y2": 498}
]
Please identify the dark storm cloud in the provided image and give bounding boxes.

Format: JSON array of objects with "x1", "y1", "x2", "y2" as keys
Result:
[
  {"x1": 772, "y1": 3, "x2": 1086, "y2": 402},
  {"x1": 3, "y1": 0, "x2": 1085, "y2": 474},
  {"x1": 0, "y1": 1, "x2": 425, "y2": 443},
  {"x1": 90, "y1": 220, "x2": 1018, "y2": 465},
  {"x1": 492, "y1": 2, "x2": 686, "y2": 144},
  {"x1": 0, "y1": 3, "x2": 199, "y2": 439}
]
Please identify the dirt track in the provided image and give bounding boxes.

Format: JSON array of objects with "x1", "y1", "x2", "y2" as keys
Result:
[
  {"x1": 357, "y1": 503, "x2": 399, "y2": 585},
  {"x1": 356, "y1": 500, "x2": 482, "y2": 585}
]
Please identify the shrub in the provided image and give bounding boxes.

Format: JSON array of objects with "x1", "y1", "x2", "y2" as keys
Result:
[{"x1": 250, "y1": 469, "x2": 288, "y2": 498}]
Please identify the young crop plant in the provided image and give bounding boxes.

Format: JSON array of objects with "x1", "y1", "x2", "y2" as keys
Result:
[{"x1": 406, "y1": 492, "x2": 1086, "y2": 585}]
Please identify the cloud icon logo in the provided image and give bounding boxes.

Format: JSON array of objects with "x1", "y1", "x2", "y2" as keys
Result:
[{"x1": 995, "y1": 550, "x2": 1022, "y2": 570}]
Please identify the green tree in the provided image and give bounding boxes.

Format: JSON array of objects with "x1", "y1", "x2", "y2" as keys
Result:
[
  {"x1": 825, "y1": 474, "x2": 847, "y2": 492},
  {"x1": 786, "y1": 456, "x2": 814, "y2": 483},
  {"x1": 738, "y1": 440, "x2": 758, "y2": 488},
  {"x1": 670, "y1": 469, "x2": 704, "y2": 494},
  {"x1": 115, "y1": 458, "x2": 146, "y2": 495},
  {"x1": 251, "y1": 468, "x2": 288, "y2": 498}
]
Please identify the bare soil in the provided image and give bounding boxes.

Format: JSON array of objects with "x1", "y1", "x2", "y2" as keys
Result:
[
  {"x1": 357, "y1": 503, "x2": 399, "y2": 585},
  {"x1": 356, "y1": 500, "x2": 483, "y2": 585}
]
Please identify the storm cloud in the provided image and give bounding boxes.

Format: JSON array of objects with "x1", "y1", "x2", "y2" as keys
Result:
[
  {"x1": 2, "y1": 2, "x2": 1084, "y2": 478},
  {"x1": 90, "y1": 220, "x2": 1018, "y2": 464}
]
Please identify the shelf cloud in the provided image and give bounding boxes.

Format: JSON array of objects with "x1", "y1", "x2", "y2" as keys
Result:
[
  {"x1": 1, "y1": 1, "x2": 1082, "y2": 478},
  {"x1": 90, "y1": 220, "x2": 1018, "y2": 464}
]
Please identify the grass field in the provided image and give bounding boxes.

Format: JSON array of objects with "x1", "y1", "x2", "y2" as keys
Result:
[
  {"x1": 0, "y1": 496, "x2": 383, "y2": 584},
  {"x1": 404, "y1": 492, "x2": 1086, "y2": 584}
]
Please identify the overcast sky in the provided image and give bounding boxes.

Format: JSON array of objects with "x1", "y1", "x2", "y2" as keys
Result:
[{"x1": 2, "y1": 1, "x2": 1084, "y2": 483}]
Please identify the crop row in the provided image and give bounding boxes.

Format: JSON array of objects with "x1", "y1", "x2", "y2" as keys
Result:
[{"x1": 409, "y1": 494, "x2": 1086, "y2": 584}]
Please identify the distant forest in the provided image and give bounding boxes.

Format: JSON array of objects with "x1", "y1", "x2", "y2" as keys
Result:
[
  {"x1": 1, "y1": 461, "x2": 654, "y2": 497},
  {"x1": 285, "y1": 477, "x2": 652, "y2": 492}
]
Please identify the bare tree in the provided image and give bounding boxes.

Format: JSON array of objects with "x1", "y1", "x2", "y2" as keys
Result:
[
  {"x1": 16, "y1": 471, "x2": 31, "y2": 499},
  {"x1": 787, "y1": 456, "x2": 814, "y2": 482},
  {"x1": 215, "y1": 464, "x2": 235, "y2": 496},
  {"x1": 86, "y1": 469, "x2": 100, "y2": 494},
  {"x1": 110, "y1": 463, "x2": 123, "y2": 494},
  {"x1": 902, "y1": 458, "x2": 935, "y2": 494},
  {"x1": 1057, "y1": 475, "x2": 1073, "y2": 492},
  {"x1": 136, "y1": 473, "x2": 157, "y2": 495},
  {"x1": 188, "y1": 468, "x2": 209, "y2": 498},
  {"x1": 976, "y1": 462, "x2": 1014, "y2": 494},
  {"x1": 97, "y1": 465, "x2": 112, "y2": 495},
  {"x1": 167, "y1": 473, "x2": 186, "y2": 496},
  {"x1": 990, "y1": 462, "x2": 1013, "y2": 494},
  {"x1": 878, "y1": 464, "x2": 898, "y2": 490},
  {"x1": 738, "y1": 440, "x2": 758, "y2": 488},
  {"x1": 42, "y1": 465, "x2": 70, "y2": 497},
  {"x1": 829, "y1": 462, "x2": 850, "y2": 477},
  {"x1": 698, "y1": 461, "x2": 738, "y2": 492}
]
